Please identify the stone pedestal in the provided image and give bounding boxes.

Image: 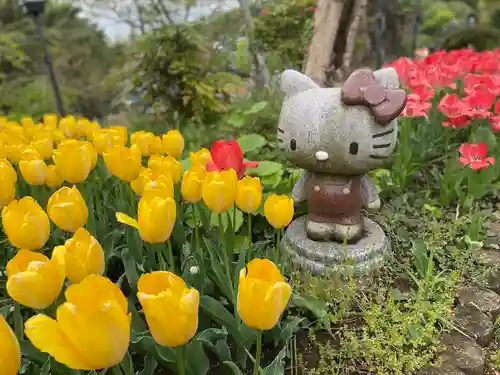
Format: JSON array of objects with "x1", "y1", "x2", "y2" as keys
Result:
[{"x1": 282, "y1": 216, "x2": 390, "y2": 275}]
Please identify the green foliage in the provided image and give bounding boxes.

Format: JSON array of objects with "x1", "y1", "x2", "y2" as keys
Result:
[
  {"x1": 254, "y1": 0, "x2": 315, "y2": 72},
  {"x1": 441, "y1": 25, "x2": 500, "y2": 50},
  {"x1": 133, "y1": 23, "x2": 243, "y2": 124}
]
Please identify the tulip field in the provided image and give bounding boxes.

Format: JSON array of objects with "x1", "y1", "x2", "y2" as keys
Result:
[{"x1": 1, "y1": 48, "x2": 500, "y2": 375}]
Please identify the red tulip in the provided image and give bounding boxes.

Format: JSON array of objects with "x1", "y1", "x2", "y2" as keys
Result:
[
  {"x1": 458, "y1": 143, "x2": 495, "y2": 170},
  {"x1": 206, "y1": 140, "x2": 258, "y2": 179}
]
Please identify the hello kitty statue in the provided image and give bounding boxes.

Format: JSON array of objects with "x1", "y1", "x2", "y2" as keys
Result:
[{"x1": 279, "y1": 67, "x2": 407, "y2": 275}]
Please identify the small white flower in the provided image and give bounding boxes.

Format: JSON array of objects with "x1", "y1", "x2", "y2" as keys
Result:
[{"x1": 189, "y1": 266, "x2": 199, "y2": 275}]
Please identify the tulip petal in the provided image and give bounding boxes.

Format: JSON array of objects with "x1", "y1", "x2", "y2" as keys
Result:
[
  {"x1": 25, "y1": 314, "x2": 92, "y2": 370},
  {"x1": 56, "y1": 301, "x2": 130, "y2": 370},
  {"x1": 137, "y1": 271, "x2": 186, "y2": 296},
  {"x1": 244, "y1": 258, "x2": 285, "y2": 283},
  {"x1": 0, "y1": 315, "x2": 21, "y2": 375},
  {"x1": 116, "y1": 212, "x2": 140, "y2": 230}
]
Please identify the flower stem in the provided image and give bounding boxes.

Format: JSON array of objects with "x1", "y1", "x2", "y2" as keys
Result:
[
  {"x1": 156, "y1": 245, "x2": 167, "y2": 271},
  {"x1": 177, "y1": 346, "x2": 186, "y2": 375},
  {"x1": 275, "y1": 228, "x2": 282, "y2": 264},
  {"x1": 167, "y1": 240, "x2": 176, "y2": 273},
  {"x1": 253, "y1": 330, "x2": 263, "y2": 375},
  {"x1": 247, "y1": 213, "x2": 252, "y2": 247},
  {"x1": 219, "y1": 213, "x2": 235, "y2": 302},
  {"x1": 192, "y1": 204, "x2": 200, "y2": 253}
]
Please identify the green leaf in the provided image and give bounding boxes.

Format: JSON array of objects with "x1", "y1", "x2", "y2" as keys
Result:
[
  {"x1": 210, "y1": 208, "x2": 244, "y2": 232},
  {"x1": 280, "y1": 317, "x2": 305, "y2": 344},
  {"x1": 200, "y1": 295, "x2": 242, "y2": 342},
  {"x1": 186, "y1": 339, "x2": 210, "y2": 375},
  {"x1": 291, "y1": 295, "x2": 329, "y2": 327},
  {"x1": 180, "y1": 158, "x2": 192, "y2": 171},
  {"x1": 262, "y1": 347, "x2": 287, "y2": 375},
  {"x1": 244, "y1": 101, "x2": 268, "y2": 115},
  {"x1": 411, "y1": 240, "x2": 429, "y2": 278},
  {"x1": 251, "y1": 161, "x2": 283, "y2": 177},
  {"x1": 122, "y1": 248, "x2": 139, "y2": 293},
  {"x1": 261, "y1": 170, "x2": 284, "y2": 188},
  {"x1": 129, "y1": 297, "x2": 147, "y2": 343},
  {"x1": 19, "y1": 341, "x2": 67, "y2": 375},
  {"x1": 137, "y1": 354, "x2": 158, "y2": 375},
  {"x1": 223, "y1": 361, "x2": 244, "y2": 375},
  {"x1": 237, "y1": 134, "x2": 267, "y2": 153},
  {"x1": 40, "y1": 357, "x2": 51, "y2": 375}
]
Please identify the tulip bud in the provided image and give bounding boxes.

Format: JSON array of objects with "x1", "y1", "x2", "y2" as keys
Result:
[
  {"x1": 92, "y1": 128, "x2": 127, "y2": 154},
  {"x1": 57, "y1": 227, "x2": 105, "y2": 284},
  {"x1": 6, "y1": 248, "x2": 65, "y2": 309},
  {"x1": 162, "y1": 130, "x2": 185, "y2": 159},
  {"x1": 25, "y1": 275, "x2": 130, "y2": 370},
  {"x1": 45, "y1": 165, "x2": 64, "y2": 189},
  {"x1": 53, "y1": 140, "x2": 92, "y2": 184},
  {"x1": 264, "y1": 194, "x2": 294, "y2": 229},
  {"x1": 237, "y1": 258, "x2": 292, "y2": 330},
  {"x1": 0, "y1": 158, "x2": 17, "y2": 184},
  {"x1": 131, "y1": 131, "x2": 155, "y2": 157},
  {"x1": 148, "y1": 155, "x2": 182, "y2": 183},
  {"x1": 202, "y1": 169, "x2": 237, "y2": 213},
  {"x1": 81, "y1": 120, "x2": 100, "y2": 141},
  {"x1": 19, "y1": 149, "x2": 48, "y2": 186},
  {"x1": 130, "y1": 167, "x2": 154, "y2": 196},
  {"x1": 59, "y1": 115, "x2": 79, "y2": 138},
  {"x1": 81, "y1": 141, "x2": 98, "y2": 171},
  {"x1": 150, "y1": 136, "x2": 164, "y2": 155},
  {"x1": 190, "y1": 148, "x2": 211, "y2": 167},
  {"x1": 116, "y1": 194, "x2": 176, "y2": 243},
  {"x1": 2, "y1": 196, "x2": 51, "y2": 250},
  {"x1": 0, "y1": 315, "x2": 21, "y2": 375},
  {"x1": 103, "y1": 144, "x2": 142, "y2": 182},
  {"x1": 138, "y1": 271, "x2": 199, "y2": 347},
  {"x1": 31, "y1": 136, "x2": 54, "y2": 160},
  {"x1": 143, "y1": 174, "x2": 174, "y2": 199},
  {"x1": 236, "y1": 176, "x2": 262, "y2": 213},
  {"x1": 43, "y1": 114, "x2": 58, "y2": 129},
  {"x1": 47, "y1": 186, "x2": 88, "y2": 232},
  {"x1": 0, "y1": 179, "x2": 15, "y2": 209},
  {"x1": 181, "y1": 165, "x2": 206, "y2": 203}
]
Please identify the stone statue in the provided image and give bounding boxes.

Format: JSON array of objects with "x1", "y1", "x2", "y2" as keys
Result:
[{"x1": 279, "y1": 67, "x2": 407, "y2": 275}]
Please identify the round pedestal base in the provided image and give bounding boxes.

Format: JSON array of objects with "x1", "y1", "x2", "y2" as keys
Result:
[{"x1": 282, "y1": 216, "x2": 390, "y2": 276}]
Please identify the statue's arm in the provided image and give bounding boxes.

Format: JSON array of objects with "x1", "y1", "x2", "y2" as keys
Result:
[
  {"x1": 361, "y1": 174, "x2": 381, "y2": 212},
  {"x1": 292, "y1": 171, "x2": 310, "y2": 204}
]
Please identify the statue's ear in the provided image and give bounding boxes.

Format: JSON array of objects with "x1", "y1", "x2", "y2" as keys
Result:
[
  {"x1": 280, "y1": 69, "x2": 319, "y2": 98},
  {"x1": 373, "y1": 67, "x2": 401, "y2": 89}
]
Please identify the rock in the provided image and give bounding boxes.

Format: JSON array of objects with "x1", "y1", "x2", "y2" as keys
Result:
[
  {"x1": 457, "y1": 286, "x2": 500, "y2": 320},
  {"x1": 417, "y1": 366, "x2": 466, "y2": 375},
  {"x1": 473, "y1": 249, "x2": 500, "y2": 267},
  {"x1": 489, "y1": 222, "x2": 500, "y2": 236},
  {"x1": 487, "y1": 270, "x2": 500, "y2": 295},
  {"x1": 454, "y1": 305, "x2": 494, "y2": 347},
  {"x1": 282, "y1": 216, "x2": 389, "y2": 276},
  {"x1": 441, "y1": 333, "x2": 485, "y2": 375},
  {"x1": 491, "y1": 210, "x2": 500, "y2": 222}
]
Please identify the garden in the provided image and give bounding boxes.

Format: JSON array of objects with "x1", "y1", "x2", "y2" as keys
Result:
[{"x1": 1, "y1": 1, "x2": 500, "y2": 375}]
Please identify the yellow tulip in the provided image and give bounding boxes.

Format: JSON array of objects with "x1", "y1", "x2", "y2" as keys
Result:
[
  {"x1": 0, "y1": 180, "x2": 15, "y2": 209},
  {"x1": 19, "y1": 150, "x2": 48, "y2": 186},
  {"x1": 92, "y1": 128, "x2": 127, "y2": 154},
  {"x1": 190, "y1": 148, "x2": 211, "y2": 167},
  {"x1": 103, "y1": 145, "x2": 142, "y2": 182},
  {"x1": 131, "y1": 131, "x2": 155, "y2": 156},
  {"x1": 31, "y1": 136, "x2": 54, "y2": 160},
  {"x1": 45, "y1": 165, "x2": 64, "y2": 189},
  {"x1": 59, "y1": 115, "x2": 79, "y2": 138},
  {"x1": 57, "y1": 227, "x2": 105, "y2": 284},
  {"x1": 151, "y1": 136, "x2": 164, "y2": 155},
  {"x1": 236, "y1": 176, "x2": 262, "y2": 213},
  {"x1": 25, "y1": 275, "x2": 131, "y2": 370},
  {"x1": 0, "y1": 158, "x2": 17, "y2": 184},
  {"x1": 148, "y1": 155, "x2": 182, "y2": 183},
  {"x1": 181, "y1": 165, "x2": 206, "y2": 203},
  {"x1": 21, "y1": 117, "x2": 35, "y2": 128},
  {"x1": 110, "y1": 126, "x2": 128, "y2": 143},
  {"x1": 0, "y1": 116, "x2": 7, "y2": 128},
  {"x1": 53, "y1": 140, "x2": 92, "y2": 184},
  {"x1": 264, "y1": 194, "x2": 294, "y2": 229},
  {"x1": 5, "y1": 143, "x2": 25, "y2": 164},
  {"x1": 0, "y1": 315, "x2": 21, "y2": 375},
  {"x1": 6, "y1": 248, "x2": 65, "y2": 309},
  {"x1": 116, "y1": 194, "x2": 176, "y2": 243},
  {"x1": 43, "y1": 114, "x2": 58, "y2": 129},
  {"x1": 130, "y1": 167, "x2": 154, "y2": 195},
  {"x1": 81, "y1": 120, "x2": 100, "y2": 141},
  {"x1": 138, "y1": 271, "x2": 199, "y2": 347},
  {"x1": 2, "y1": 196, "x2": 51, "y2": 250},
  {"x1": 82, "y1": 141, "x2": 98, "y2": 170},
  {"x1": 201, "y1": 169, "x2": 237, "y2": 213},
  {"x1": 162, "y1": 130, "x2": 184, "y2": 158},
  {"x1": 143, "y1": 174, "x2": 174, "y2": 199},
  {"x1": 237, "y1": 258, "x2": 292, "y2": 330},
  {"x1": 47, "y1": 186, "x2": 88, "y2": 232}
]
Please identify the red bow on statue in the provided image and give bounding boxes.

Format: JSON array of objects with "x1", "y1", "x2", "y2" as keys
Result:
[{"x1": 340, "y1": 68, "x2": 407, "y2": 125}]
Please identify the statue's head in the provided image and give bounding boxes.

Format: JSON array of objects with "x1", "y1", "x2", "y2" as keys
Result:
[{"x1": 277, "y1": 68, "x2": 407, "y2": 175}]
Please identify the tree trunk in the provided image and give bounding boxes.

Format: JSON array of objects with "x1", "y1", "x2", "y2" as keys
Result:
[
  {"x1": 304, "y1": 0, "x2": 346, "y2": 86},
  {"x1": 335, "y1": 0, "x2": 367, "y2": 81},
  {"x1": 238, "y1": 0, "x2": 270, "y2": 89}
]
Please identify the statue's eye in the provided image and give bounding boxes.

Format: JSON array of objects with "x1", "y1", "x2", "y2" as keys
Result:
[
  {"x1": 349, "y1": 142, "x2": 359, "y2": 155},
  {"x1": 290, "y1": 139, "x2": 297, "y2": 151}
]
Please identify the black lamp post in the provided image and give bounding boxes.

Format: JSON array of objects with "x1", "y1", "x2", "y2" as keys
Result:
[{"x1": 22, "y1": 0, "x2": 66, "y2": 117}]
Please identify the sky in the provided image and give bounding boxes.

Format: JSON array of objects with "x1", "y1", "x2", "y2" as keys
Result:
[{"x1": 80, "y1": 1, "x2": 240, "y2": 41}]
